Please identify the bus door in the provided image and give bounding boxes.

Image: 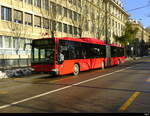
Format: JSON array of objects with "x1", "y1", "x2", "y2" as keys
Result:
[
  {"x1": 106, "y1": 45, "x2": 111, "y2": 67},
  {"x1": 57, "y1": 40, "x2": 73, "y2": 75}
]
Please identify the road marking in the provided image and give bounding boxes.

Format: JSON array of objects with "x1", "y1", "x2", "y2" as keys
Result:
[
  {"x1": 50, "y1": 76, "x2": 77, "y2": 83},
  {"x1": 146, "y1": 78, "x2": 150, "y2": 82},
  {"x1": 0, "y1": 66, "x2": 132, "y2": 110},
  {"x1": 118, "y1": 92, "x2": 141, "y2": 112},
  {"x1": 14, "y1": 78, "x2": 23, "y2": 81}
]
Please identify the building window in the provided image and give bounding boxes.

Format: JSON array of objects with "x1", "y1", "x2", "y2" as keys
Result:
[
  {"x1": 78, "y1": 28, "x2": 81, "y2": 36},
  {"x1": 50, "y1": 2, "x2": 57, "y2": 15},
  {"x1": 26, "y1": 39, "x2": 32, "y2": 49},
  {"x1": 1, "y1": 6, "x2": 11, "y2": 21},
  {"x1": 74, "y1": 27, "x2": 77, "y2": 35},
  {"x1": 63, "y1": 24, "x2": 68, "y2": 33},
  {"x1": 72, "y1": 0, "x2": 77, "y2": 6},
  {"x1": 0, "y1": 36, "x2": 3, "y2": 48},
  {"x1": 77, "y1": 13, "x2": 81, "y2": 22},
  {"x1": 57, "y1": 5, "x2": 62, "y2": 15},
  {"x1": 25, "y1": 13, "x2": 32, "y2": 26},
  {"x1": 34, "y1": 15, "x2": 41, "y2": 28},
  {"x1": 4, "y1": 36, "x2": 12, "y2": 48},
  {"x1": 13, "y1": 37, "x2": 19, "y2": 48},
  {"x1": 91, "y1": 23, "x2": 95, "y2": 33},
  {"x1": 68, "y1": 9, "x2": 72, "y2": 19},
  {"x1": 42, "y1": 0, "x2": 48, "y2": 10},
  {"x1": 25, "y1": 0, "x2": 32, "y2": 4},
  {"x1": 85, "y1": 21, "x2": 89, "y2": 31},
  {"x1": 63, "y1": 7, "x2": 68, "y2": 17},
  {"x1": 58, "y1": 22, "x2": 62, "y2": 32},
  {"x1": 20, "y1": 38, "x2": 25, "y2": 48},
  {"x1": 43, "y1": 18, "x2": 49, "y2": 29},
  {"x1": 69, "y1": 25, "x2": 73, "y2": 34},
  {"x1": 17, "y1": 0, "x2": 23, "y2": 2},
  {"x1": 68, "y1": 0, "x2": 73, "y2": 4},
  {"x1": 34, "y1": 0, "x2": 41, "y2": 8},
  {"x1": 14, "y1": 10, "x2": 23, "y2": 24},
  {"x1": 78, "y1": 0, "x2": 81, "y2": 8},
  {"x1": 51, "y1": 20, "x2": 56, "y2": 31},
  {"x1": 73, "y1": 11, "x2": 77, "y2": 21}
]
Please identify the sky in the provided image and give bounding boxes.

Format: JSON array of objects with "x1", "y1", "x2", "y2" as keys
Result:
[{"x1": 121, "y1": 0, "x2": 150, "y2": 28}]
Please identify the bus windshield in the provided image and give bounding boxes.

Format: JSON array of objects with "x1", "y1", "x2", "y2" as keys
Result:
[{"x1": 31, "y1": 39, "x2": 55, "y2": 64}]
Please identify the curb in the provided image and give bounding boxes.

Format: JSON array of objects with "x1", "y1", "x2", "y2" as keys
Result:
[{"x1": 125, "y1": 57, "x2": 142, "y2": 61}]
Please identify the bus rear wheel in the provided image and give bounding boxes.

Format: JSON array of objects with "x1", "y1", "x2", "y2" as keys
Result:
[
  {"x1": 73, "y1": 64, "x2": 80, "y2": 76},
  {"x1": 118, "y1": 60, "x2": 121, "y2": 65}
]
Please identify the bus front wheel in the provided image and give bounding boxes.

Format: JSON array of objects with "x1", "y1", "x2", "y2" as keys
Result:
[
  {"x1": 73, "y1": 64, "x2": 80, "y2": 76},
  {"x1": 118, "y1": 60, "x2": 121, "y2": 65}
]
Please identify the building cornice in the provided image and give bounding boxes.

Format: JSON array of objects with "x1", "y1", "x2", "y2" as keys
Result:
[{"x1": 109, "y1": 0, "x2": 129, "y2": 16}]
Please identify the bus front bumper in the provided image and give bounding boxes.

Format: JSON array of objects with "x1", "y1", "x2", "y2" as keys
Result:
[
  {"x1": 51, "y1": 69, "x2": 59, "y2": 75},
  {"x1": 31, "y1": 64, "x2": 59, "y2": 75},
  {"x1": 32, "y1": 67, "x2": 59, "y2": 75}
]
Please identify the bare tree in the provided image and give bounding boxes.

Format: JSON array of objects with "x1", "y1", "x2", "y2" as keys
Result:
[
  {"x1": 145, "y1": 27, "x2": 150, "y2": 32},
  {"x1": 69, "y1": 0, "x2": 88, "y2": 38},
  {"x1": 70, "y1": 0, "x2": 109, "y2": 40},
  {"x1": 96, "y1": 6, "x2": 106, "y2": 39},
  {"x1": 40, "y1": 0, "x2": 67, "y2": 38},
  {"x1": 6, "y1": 20, "x2": 31, "y2": 67},
  {"x1": 85, "y1": 0, "x2": 110, "y2": 41}
]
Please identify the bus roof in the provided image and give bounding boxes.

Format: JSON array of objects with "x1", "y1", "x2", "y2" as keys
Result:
[
  {"x1": 36, "y1": 37, "x2": 105, "y2": 45},
  {"x1": 58, "y1": 37, "x2": 105, "y2": 45},
  {"x1": 57, "y1": 37, "x2": 84, "y2": 43},
  {"x1": 81, "y1": 37, "x2": 105, "y2": 45}
]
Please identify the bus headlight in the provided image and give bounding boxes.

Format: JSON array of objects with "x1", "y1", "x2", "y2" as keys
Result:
[{"x1": 51, "y1": 69, "x2": 58, "y2": 72}]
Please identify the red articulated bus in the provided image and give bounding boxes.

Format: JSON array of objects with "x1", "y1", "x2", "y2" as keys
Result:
[
  {"x1": 31, "y1": 37, "x2": 107, "y2": 75},
  {"x1": 30, "y1": 37, "x2": 125, "y2": 76}
]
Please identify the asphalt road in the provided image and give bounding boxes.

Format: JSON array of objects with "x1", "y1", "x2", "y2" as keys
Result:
[{"x1": 0, "y1": 57, "x2": 150, "y2": 113}]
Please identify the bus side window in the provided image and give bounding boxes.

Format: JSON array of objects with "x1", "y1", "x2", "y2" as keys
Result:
[
  {"x1": 68, "y1": 46, "x2": 76, "y2": 59},
  {"x1": 80, "y1": 43, "x2": 87, "y2": 59},
  {"x1": 111, "y1": 46, "x2": 117, "y2": 57},
  {"x1": 100, "y1": 45, "x2": 106, "y2": 58},
  {"x1": 57, "y1": 40, "x2": 68, "y2": 63},
  {"x1": 75, "y1": 42, "x2": 81, "y2": 59},
  {"x1": 81, "y1": 49, "x2": 86, "y2": 59}
]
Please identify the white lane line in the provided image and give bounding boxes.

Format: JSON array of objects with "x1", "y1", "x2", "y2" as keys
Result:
[{"x1": 0, "y1": 66, "x2": 132, "y2": 110}]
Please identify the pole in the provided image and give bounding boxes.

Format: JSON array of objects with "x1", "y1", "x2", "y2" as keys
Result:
[
  {"x1": 139, "y1": 19, "x2": 145, "y2": 57},
  {"x1": 105, "y1": 0, "x2": 109, "y2": 44},
  {"x1": 141, "y1": 26, "x2": 144, "y2": 56}
]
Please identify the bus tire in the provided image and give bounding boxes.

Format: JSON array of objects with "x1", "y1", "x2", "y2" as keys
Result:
[
  {"x1": 118, "y1": 60, "x2": 121, "y2": 65},
  {"x1": 101, "y1": 61, "x2": 105, "y2": 70},
  {"x1": 73, "y1": 64, "x2": 80, "y2": 76}
]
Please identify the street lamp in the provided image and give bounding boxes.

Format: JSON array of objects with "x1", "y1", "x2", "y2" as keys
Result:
[{"x1": 139, "y1": 18, "x2": 145, "y2": 57}]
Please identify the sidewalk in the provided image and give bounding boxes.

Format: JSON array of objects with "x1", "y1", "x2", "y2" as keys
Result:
[
  {"x1": 0, "y1": 67, "x2": 33, "y2": 79},
  {"x1": 125, "y1": 57, "x2": 141, "y2": 61}
]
